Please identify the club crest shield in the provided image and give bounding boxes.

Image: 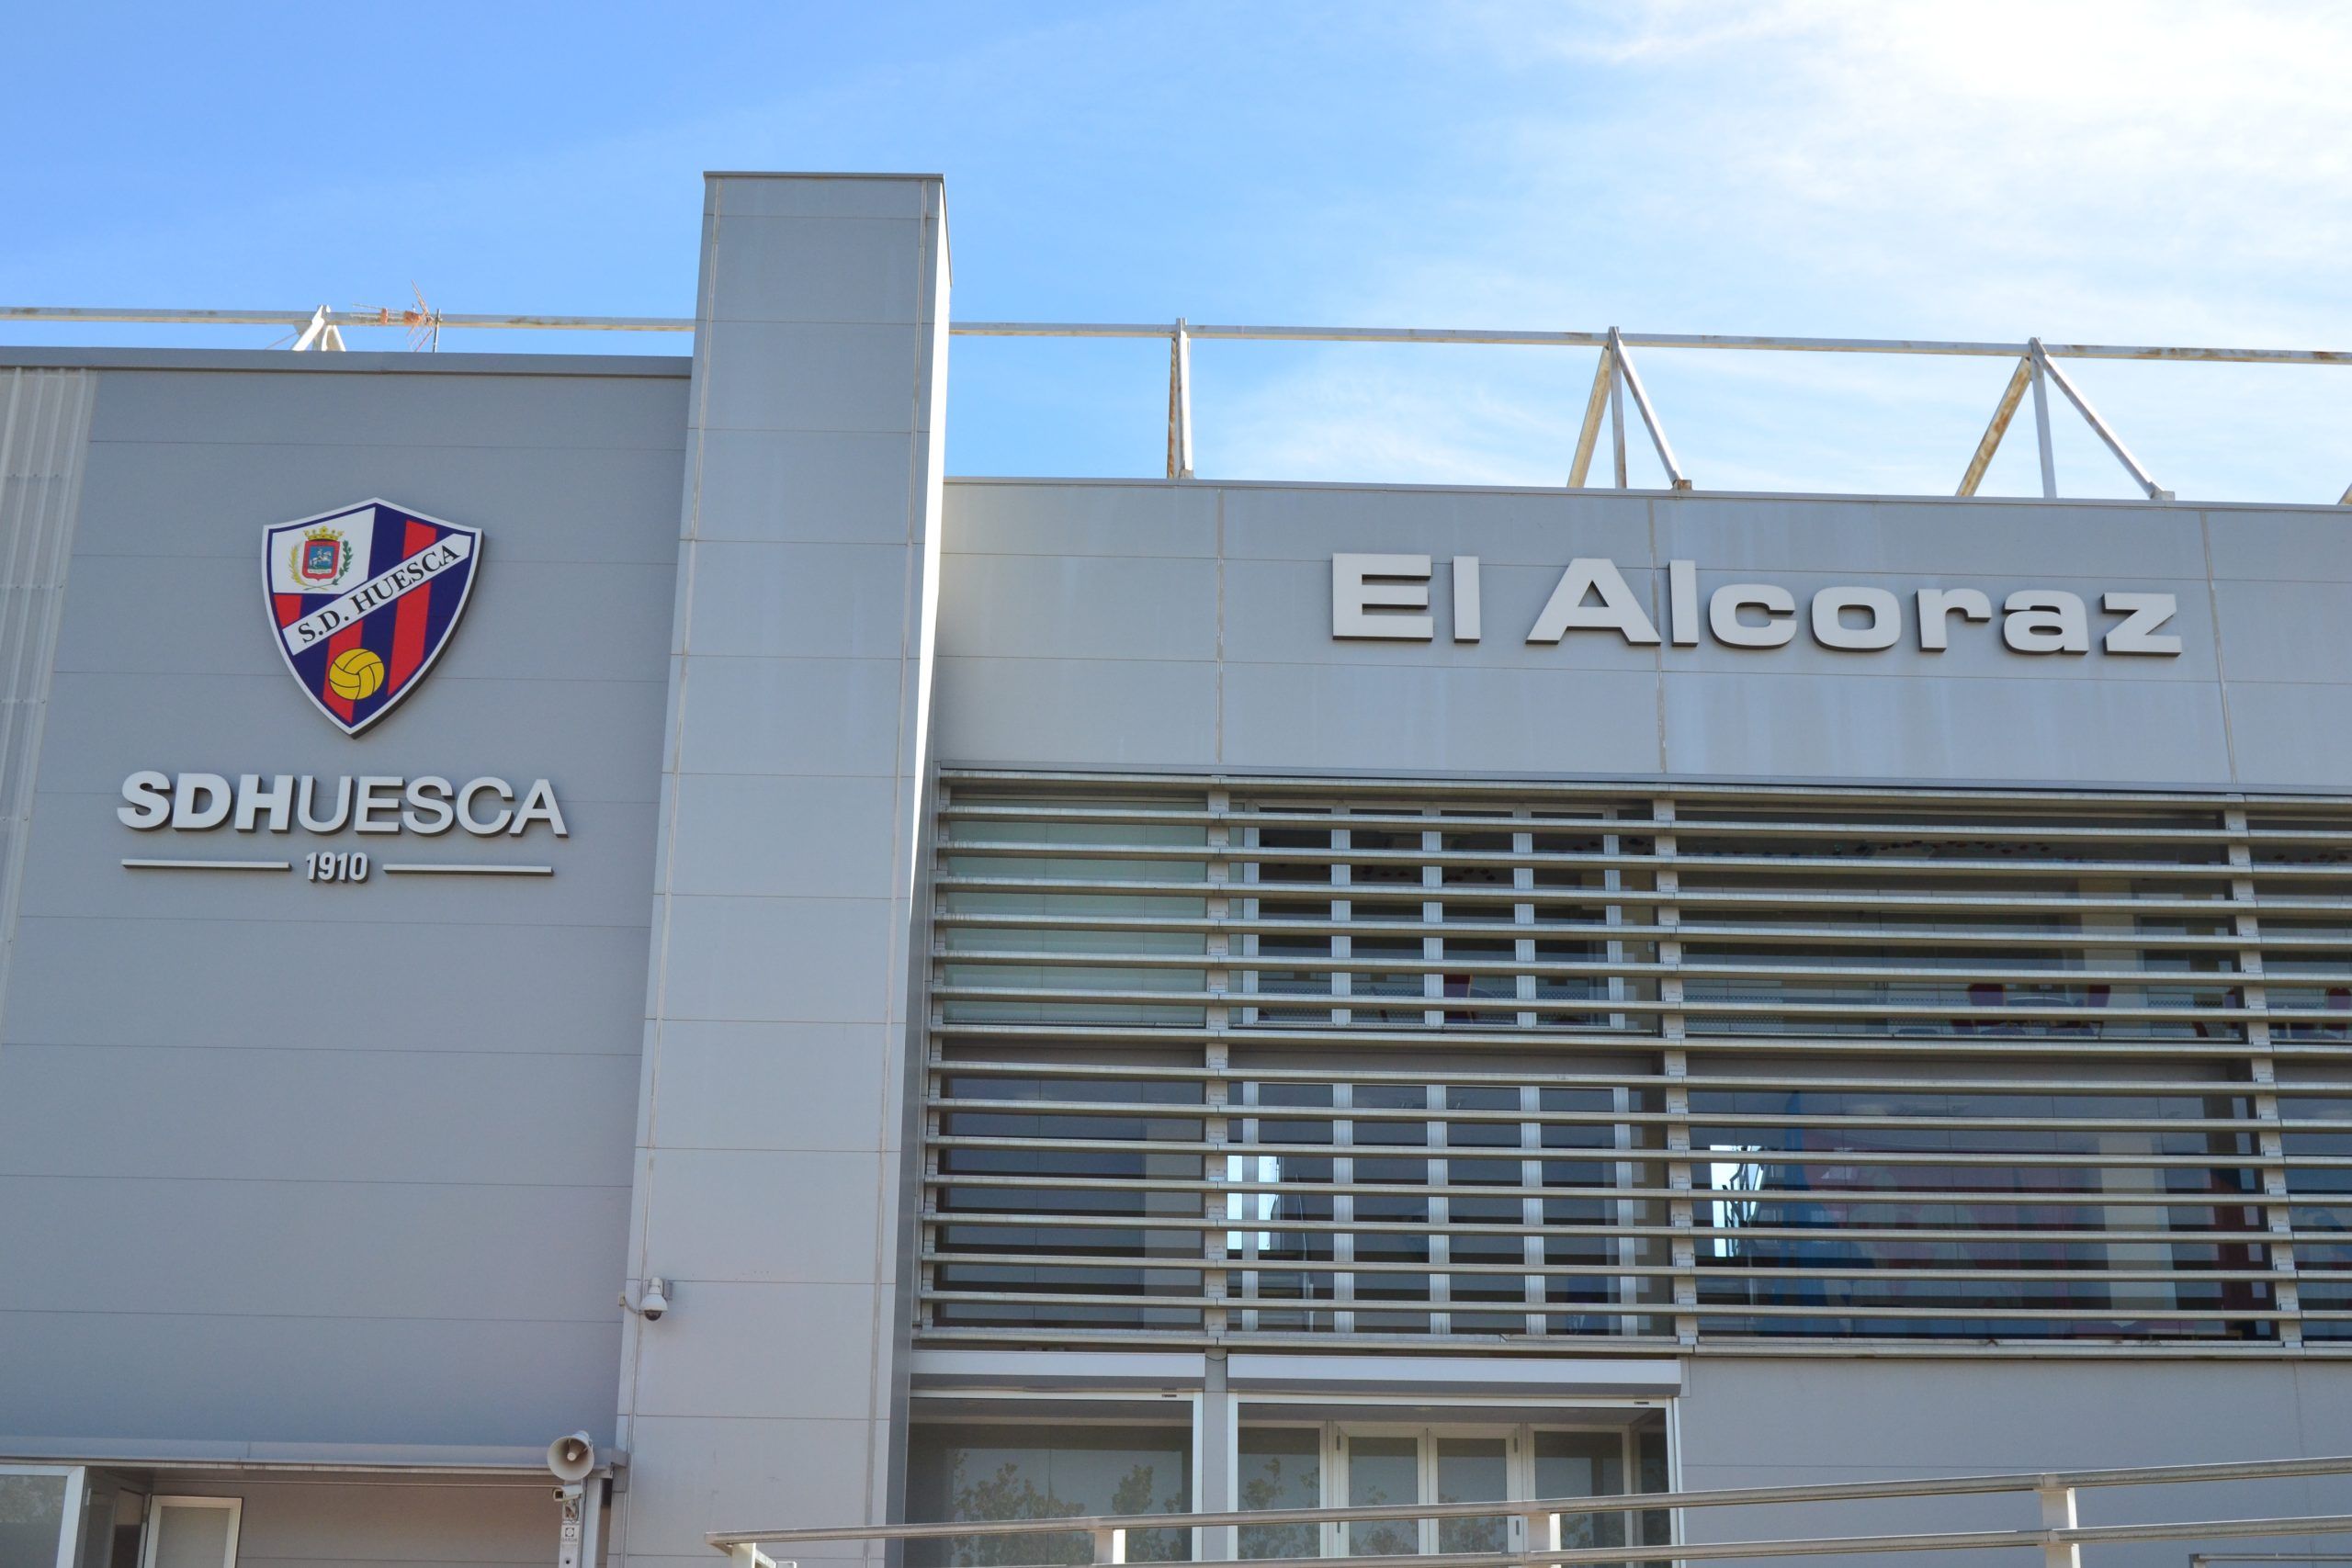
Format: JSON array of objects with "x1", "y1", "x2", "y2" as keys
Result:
[{"x1": 262, "y1": 499, "x2": 482, "y2": 736}]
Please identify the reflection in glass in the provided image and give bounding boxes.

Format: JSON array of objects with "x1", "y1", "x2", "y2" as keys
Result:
[
  {"x1": 1533, "y1": 1432, "x2": 1627, "y2": 1551},
  {"x1": 907, "y1": 1426, "x2": 1192, "y2": 1566},
  {"x1": 1346, "y1": 1437, "x2": 1420, "y2": 1557},
  {"x1": 1434, "y1": 1437, "x2": 1509, "y2": 1553},
  {"x1": 1238, "y1": 1430, "x2": 1320, "y2": 1560},
  {"x1": 0, "y1": 1474, "x2": 68, "y2": 1568}
]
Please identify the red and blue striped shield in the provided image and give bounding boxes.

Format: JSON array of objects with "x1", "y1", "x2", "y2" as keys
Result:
[{"x1": 262, "y1": 499, "x2": 483, "y2": 736}]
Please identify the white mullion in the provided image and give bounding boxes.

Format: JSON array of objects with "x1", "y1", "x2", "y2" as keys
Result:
[
  {"x1": 921, "y1": 782, "x2": 949, "y2": 1331},
  {"x1": 1238, "y1": 816, "x2": 1261, "y2": 1029},
  {"x1": 1334, "y1": 1079, "x2": 1356, "y2": 1334},
  {"x1": 1333, "y1": 821, "x2": 1352, "y2": 1028},
  {"x1": 1423, "y1": 813, "x2": 1446, "y2": 1337},
  {"x1": 1523, "y1": 1080, "x2": 1544, "y2": 1337},
  {"x1": 1604, "y1": 807, "x2": 1629, "y2": 1033},
  {"x1": 1322, "y1": 1425, "x2": 1345, "y2": 1560},
  {"x1": 2230, "y1": 806, "x2": 2301, "y2": 1346},
  {"x1": 1657, "y1": 796, "x2": 1697, "y2": 1348},
  {"x1": 1424, "y1": 815, "x2": 1444, "y2": 1030},
  {"x1": 1204, "y1": 787, "x2": 1232, "y2": 1339},
  {"x1": 1237, "y1": 1079, "x2": 1261, "y2": 1334},
  {"x1": 1517, "y1": 810, "x2": 1537, "y2": 1030},
  {"x1": 1419, "y1": 1428, "x2": 1441, "y2": 1558},
  {"x1": 1430, "y1": 1080, "x2": 1450, "y2": 1337}
]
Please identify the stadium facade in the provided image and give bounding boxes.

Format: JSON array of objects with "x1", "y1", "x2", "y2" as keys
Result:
[{"x1": 5, "y1": 172, "x2": 2352, "y2": 1568}]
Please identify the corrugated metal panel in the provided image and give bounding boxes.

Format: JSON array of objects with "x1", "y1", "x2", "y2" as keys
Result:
[
  {"x1": 918, "y1": 772, "x2": 2352, "y2": 1357},
  {"x1": 0, "y1": 369, "x2": 94, "y2": 1025}
]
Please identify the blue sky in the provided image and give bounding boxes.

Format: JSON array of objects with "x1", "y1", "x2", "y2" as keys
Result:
[{"x1": 7, "y1": 1, "x2": 2348, "y2": 502}]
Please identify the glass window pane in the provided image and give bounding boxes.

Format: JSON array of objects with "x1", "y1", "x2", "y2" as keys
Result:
[
  {"x1": 1237, "y1": 1430, "x2": 1319, "y2": 1560},
  {"x1": 1533, "y1": 1433, "x2": 1626, "y2": 1550},
  {"x1": 1346, "y1": 1437, "x2": 1419, "y2": 1557},
  {"x1": 0, "y1": 1474, "x2": 67, "y2": 1568},
  {"x1": 1434, "y1": 1438, "x2": 1509, "y2": 1554},
  {"x1": 907, "y1": 1425, "x2": 1192, "y2": 1566}
]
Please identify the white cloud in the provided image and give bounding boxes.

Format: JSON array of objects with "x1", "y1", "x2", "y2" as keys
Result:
[{"x1": 1210, "y1": 0, "x2": 2352, "y2": 502}]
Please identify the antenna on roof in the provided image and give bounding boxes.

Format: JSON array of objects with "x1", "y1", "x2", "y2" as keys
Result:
[{"x1": 345, "y1": 285, "x2": 443, "y2": 351}]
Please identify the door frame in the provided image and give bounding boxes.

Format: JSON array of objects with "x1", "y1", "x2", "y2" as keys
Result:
[{"x1": 139, "y1": 1496, "x2": 241, "y2": 1568}]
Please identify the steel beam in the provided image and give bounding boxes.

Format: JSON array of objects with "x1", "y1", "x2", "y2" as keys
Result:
[
  {"x1": 1957, "y1": 355, "x2": 2033, "y2": 496},
  {"x1": 2032, "y1": 339, "x2": 2173, "y2": 501},
  {"x1": 1566, "y1": 347, "x2": 1612, "y2": 487},
  {"x1": 1166, "y1": 320, "x2": 1194, "y2": 479},
  {"x1": 1609, "y1": 327, "x2": 1689, "y2": 490}
]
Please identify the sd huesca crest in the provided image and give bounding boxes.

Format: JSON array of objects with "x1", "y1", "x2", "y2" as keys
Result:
[{"x1": 261, "y1": 499, "x2": 483, "y2": 736}]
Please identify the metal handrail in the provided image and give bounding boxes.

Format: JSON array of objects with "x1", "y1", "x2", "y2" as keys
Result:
[
  {"x1": 6, "y1": 309, "x2": 2348, "y2": 362},
  {"x1": 709, "y1": 1452, "x2": 2352, "y2": 1550},
  {"x1": 6, "y1": 308, "x2": 2349, "y2": 502}
]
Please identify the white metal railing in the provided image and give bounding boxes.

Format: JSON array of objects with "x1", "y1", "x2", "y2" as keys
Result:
[
  {"x1": 708, "y1": 1453, "x2": 2352, "y2": 1568},
  {"x1": 4, "y1": 307, "x2": 2348, "y2": 502}
]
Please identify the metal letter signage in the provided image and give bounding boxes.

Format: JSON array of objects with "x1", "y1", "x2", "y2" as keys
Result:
[
  {"x1": 263, "y1": 499, "x2": 483, "y2": 735},
  {"x1": 1329, "y1": 553, "x2": 2183, "y2": 659}
]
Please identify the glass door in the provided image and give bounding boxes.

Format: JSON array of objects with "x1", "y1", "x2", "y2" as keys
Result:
[
  {"x1": 1235, "y1": 1417, "x2": 1668, "y2": 1563},
  {"x1": 1335, "y1": 1429, "x2": 1513, "y2": 1556}
]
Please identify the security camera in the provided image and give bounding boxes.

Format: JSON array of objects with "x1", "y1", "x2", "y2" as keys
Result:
[
  {"x1": 638, "y1": 1278, "x2": 670, "y2": 1322},
  {"x1": 547, "y1": 1432, "x2": 595, "y2": 1484}
]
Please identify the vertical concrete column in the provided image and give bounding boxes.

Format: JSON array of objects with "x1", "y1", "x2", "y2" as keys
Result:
[{"x1": 616, "y1": 173, "x2": 949, "y2": 1568}]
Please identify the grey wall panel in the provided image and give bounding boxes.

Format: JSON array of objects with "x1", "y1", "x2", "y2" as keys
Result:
[
  {"x1": 87, "y1": 369, "x2": 684, "y2": 454},
  {"x1": 0, "y1": 1177, "x2": 624, "y2": 1320},
  {"x1": 943, "y1": 479, "x2": 1218, "y2": 559},
  {"x1": 654, "y1": 895, "x2": 899, "y2": 1021},
  {"x1": 1221, "y1": 661, "x2": 1667, "y2": 774},
  {"x1": 0, "y1": 1312, "x2": 619, "y2": 1447},
  {"x1": 935, "y1": 553, "x2": 1219, "y2": 662},
  {"x1": 703, "y1": 216, "x2": 928, "y2": 325},
  {"x1": 933, "y1": 654, "x2": 1220, "y2": 767},
  {"x1": 681, "y1": 540, "x2": 922, "y2": 660},
  {"x1": 697, "y1": 322, "x2": 926, "y2": 434},
  {"x1": 662, "y1": 774, "x2": 901, "y2": 897},
  {"x1": 2205, "y1": 681, "x2": 2346, "y2": 787},
  {"x1": 627, "y1": 1280, "x2": 884, "y2": 1418},
  {"x1": 2207, "y1": 508, "x2": 2352, "y2": 583},
  {"x1": 70, "y1": 440, "x2": 686, "y2": 565},
  {"x1": 2, "y1": 915, "x2": 650, "y2": 1052},
  {"x1": 2211, "y1": 577, "x2": 2352, "y2": 684},
  {"x1": 619, "y1": 1414, "x2": 875, "y2": 1568},
  {"x1": 937, "y1": 480, "x2": 2346, "y2": 792},
  {"x1": 673, "y1": 657, "x2": 910, "y2": 778},
  {"x1": 684, "y1": 430, "x2": 920, "y2": 547},
  {"x1": 0, "y1": 368, "x2": 94, "y2": 1035},
  {"x1": 618, "y1": 174, "x2": 952, "y2": 1568},
  {"x1": 1217, "y1": 481, "x2": 1656, "y2": 565},
  {"x1": 632, "y1": 1021, "x2": 890, "y2": 1154},
  {"x1": 635, "y1": 1149, "x2": 893, "y2": 1285},
  {"x1": 1676, "y1": 1359, "x2": 2352, "y2": 1568},
  {"x1": 1654, "y1": 494, "x2": 2211, "y2": 578},
  {"x1": 0, "y1": 1043, "x2": 636, "y2": 1184},
  {"x1": 1659, "y1": 669, "x2": 2235, "y2": 782},
  {"x1": 0, "y1": 361, "x2": 682, "y2": 1456}
]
